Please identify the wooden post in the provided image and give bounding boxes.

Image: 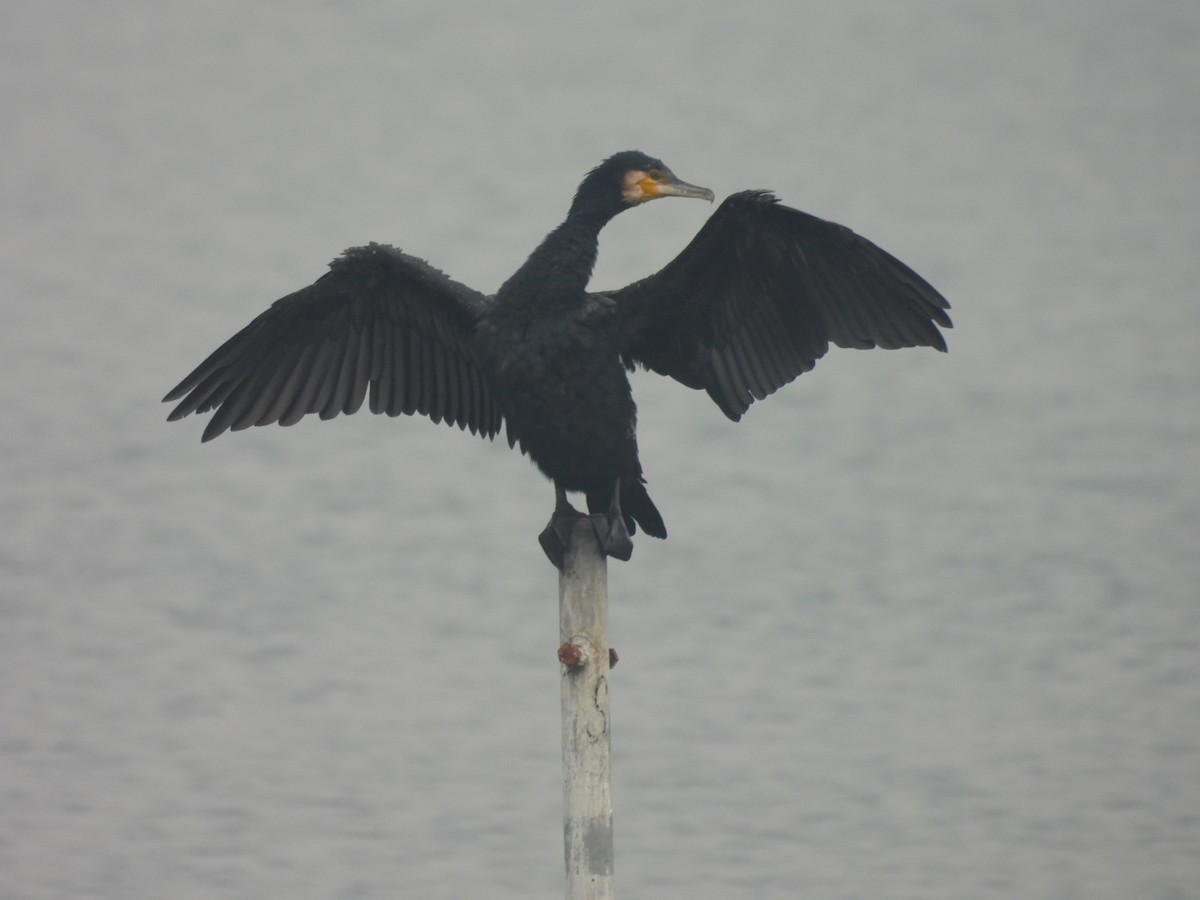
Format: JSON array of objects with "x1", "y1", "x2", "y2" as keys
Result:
[{"x1": 557, "y1": 518, "x2": 614, "y2": 900}]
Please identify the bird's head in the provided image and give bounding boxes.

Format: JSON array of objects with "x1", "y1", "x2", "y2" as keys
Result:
[{"x1": 571, "y1": 151, "x2": 714, "y2": 220}]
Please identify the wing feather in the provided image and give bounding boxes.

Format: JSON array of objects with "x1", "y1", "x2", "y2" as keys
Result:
[
  {"x1": 294, "y1": 337, "x2": 337, "y2": 420},
  {"x1": 318, "y1": 327, "x2": 358, "y2": 420},
  {"x1": 367, "y1": 320, "x2": 393, "y2": 416},
  {"x1": 341, "y1": 326, "x2": 372, "y2": 416},
  {"x1": 272, "y1": 342, "x2": 324, "y2": 426},
  {"x1": 407, "y1": 326, "x2": 425, "y2": 417},
  {"x1": 610, "y1": 191, "x2": 951, "y2": 420},
  {"x1": 164, "y1": 244, "x2": 501, "y2": 441}
]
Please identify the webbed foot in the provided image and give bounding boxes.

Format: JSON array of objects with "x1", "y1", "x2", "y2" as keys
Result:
[
  {"x1": 539, "y1": 486, "x2": 586, "y2": 569},
  {"x1": 589, "y1": 512, "x2": 633, "y2": 562}
]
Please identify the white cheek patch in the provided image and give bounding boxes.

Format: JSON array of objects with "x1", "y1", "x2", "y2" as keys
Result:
[{"x1": 621, "y1": 170, "x2": 649, "y2": 204}]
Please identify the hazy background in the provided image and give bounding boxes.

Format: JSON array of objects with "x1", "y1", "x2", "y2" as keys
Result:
[{"x1": 3, "y1": 2, "x2": 1197, "y2": 898}]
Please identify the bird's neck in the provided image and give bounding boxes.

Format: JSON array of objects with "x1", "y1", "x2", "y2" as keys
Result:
[{"x1": 496, "y1": 210, "x2": 613, "y2": 314}]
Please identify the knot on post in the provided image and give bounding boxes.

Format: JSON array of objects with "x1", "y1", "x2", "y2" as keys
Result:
[{"x1": 558, "y1": 637, "x2": 591, "y2": 670}]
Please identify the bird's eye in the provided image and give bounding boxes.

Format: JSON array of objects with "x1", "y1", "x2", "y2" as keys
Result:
[{"x1": 647, "y1": 169, "x2": 663, "y2": 181}]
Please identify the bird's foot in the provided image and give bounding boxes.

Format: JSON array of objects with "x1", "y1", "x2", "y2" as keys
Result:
[
  {"x1": 589, "y1": 512, "x2": 633, "y2": 562},
  {"x1": 539, "y1": 509, "x2": 633, "y2": 568},
  {"x1": 539, "y1": 506, "x2": 587, "y2": 570}
]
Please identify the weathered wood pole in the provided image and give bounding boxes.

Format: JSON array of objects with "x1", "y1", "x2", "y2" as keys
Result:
[{"x1": 557, "y1": 518, "x2": 615, "y2": 900}]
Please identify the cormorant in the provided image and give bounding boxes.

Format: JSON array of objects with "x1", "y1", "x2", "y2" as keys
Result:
[{"x1": 163, "y1": 151, "x2": 951, "y2": 567}]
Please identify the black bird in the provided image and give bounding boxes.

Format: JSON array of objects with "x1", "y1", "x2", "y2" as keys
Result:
[{"x1": 164, "y1": 151, "x2": 951, "y2": 567}]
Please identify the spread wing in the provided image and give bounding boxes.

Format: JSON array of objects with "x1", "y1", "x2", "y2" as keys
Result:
[
  {"x1": 163, "y1": 243, "x2": 502, "y2": 441},
  {"x1": 609, "y1": 191, "x2": 952, "y2": 420}
]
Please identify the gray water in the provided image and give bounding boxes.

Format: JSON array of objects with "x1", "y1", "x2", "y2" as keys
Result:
[{"x1": 3, "y1": 2, "x2": 1198, "y2": 898}]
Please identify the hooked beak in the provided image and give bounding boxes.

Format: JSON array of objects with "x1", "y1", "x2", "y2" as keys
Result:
[{"x1": 651, "y1": 175, "x2": 715, "y2": 203}]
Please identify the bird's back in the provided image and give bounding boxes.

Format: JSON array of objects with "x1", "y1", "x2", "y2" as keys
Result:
[{"x1": 479, "y1": 296, "x2": 641, "y2": 495}]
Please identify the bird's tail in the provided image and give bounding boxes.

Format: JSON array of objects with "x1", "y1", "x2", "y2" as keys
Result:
[{"x1": 624, "y1": 480, "x2": 666, "y2": 538}]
